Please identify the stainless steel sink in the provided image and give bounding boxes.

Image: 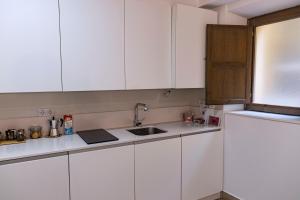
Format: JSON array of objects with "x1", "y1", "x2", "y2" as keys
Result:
[{"x1": 127, "y1": 127, "x2": 167, "y2": 136}]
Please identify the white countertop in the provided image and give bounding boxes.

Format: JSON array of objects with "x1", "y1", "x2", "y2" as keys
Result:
[
  {"x1": 226, "y1": 110, "x2": 300, "y2": 125},
  {"x1": 0, "y1": 122, "x2": 221, "y2": 162}
]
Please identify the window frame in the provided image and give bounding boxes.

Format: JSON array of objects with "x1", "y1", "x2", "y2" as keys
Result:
[{"x1": 246, "y1": 5, "x2": 300, "y2": 115}]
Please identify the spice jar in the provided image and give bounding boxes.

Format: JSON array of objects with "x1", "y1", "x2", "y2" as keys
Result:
[
  {"x1": 5, "y1": 129, "x2": 17, "y2": 140},
  {"x1": 16, "y1": 129, "x2": 26, "y2": 141},
  {"x1": 182, "y1": 111, "x2": 194, "y2": 124},
  {"x1": 29, "y1": 126, "x2": 42, "y2": 139}
]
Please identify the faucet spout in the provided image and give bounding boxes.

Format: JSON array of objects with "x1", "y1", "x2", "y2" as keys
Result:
[{"x1": 134, "y1": 103, "x2": 149, "y2": 127}]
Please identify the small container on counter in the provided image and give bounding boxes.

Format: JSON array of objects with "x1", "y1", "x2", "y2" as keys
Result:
[
  {"x1": 16, "y1": 129, "x2": 26, "y2": 141},
  {"x1": 5, "y1": 129, "x2": 17, "y2": 140},
  {"x1": 63, "y1": 114, "x2": 73, "y2": 135},
  {"x1": 182, "y1": 111, "x2": 194, "y2": 124},
  {"x1": 193, "y1": 117, "x2": 205, "y2": 125},
  {"x1": 29, "y1": 126, "x2": 42, "y2": 139}
]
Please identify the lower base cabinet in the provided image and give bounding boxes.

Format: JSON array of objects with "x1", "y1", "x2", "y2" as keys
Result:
[
  {"x1": 182, "y1": 131, "x2": 223, "y2": 200},
  {"x1": 135, "y1": 138, "x2": 181, "y2": 200},
  {"x1": 69, "y1": 145, "x2": 134, "y2": 200},
  {"x1": 0, "y1": 155, "x2": 69, "y2": 200},
  {"x1": 0, "y1": 130, "x2": 223, "y2": 200}
]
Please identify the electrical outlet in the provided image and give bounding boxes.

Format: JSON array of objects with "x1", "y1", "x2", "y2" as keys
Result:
[
  {"x1": 208, "y1": 105, "x2": 215, "y2": 109},
  {"x1": 37, "y1": 108, "x2": 52, "y2": 117}
]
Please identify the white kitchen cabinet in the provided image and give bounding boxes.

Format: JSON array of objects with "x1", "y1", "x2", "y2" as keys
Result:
[
  {"x1": 172, "y1": 4, "x2": 217, "y2": 88},
  {"x1": 69, "y1": 145, "x2": 134, "y2": 200},
  {"x1": 135, "y1": 138, "x2": 181, "y2": 200},
  {"x1": 0, "y1": 0, "x2": 62, "y2": 93},
  {"x1": 224, "y1": 113, "x2": 300, "y2": 200},
  {"x1": 0, "y1": 155, "x2": 69, "y2": 200},
  {"x1": 125, "y1": 0, "x2": 172, "y2": 89},
  {"x1": 60, "y1": 0, "x2": 125, "y2": 91},
  {"x1": 182, "y1": 131, "x2": 223, "y2": 200}
]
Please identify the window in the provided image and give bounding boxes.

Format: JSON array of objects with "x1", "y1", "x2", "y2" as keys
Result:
[
  {"x1": 247, "y1": 6, "x2": 300, "y2": 115},
  {"x1": 253, "y1": 17, "x2": 300, "y2": 108}
]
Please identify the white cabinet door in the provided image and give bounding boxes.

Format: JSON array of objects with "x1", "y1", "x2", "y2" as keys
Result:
[
  {"x1": 60, "y1": 0, "x2": 125, "y2": 91},
  {"x1": 0, "y1": 0, "x2": 62, "y2": 93},
  {"x1": 172, "y1": 4, "x2": 217, "y2": 88},
  {"x1": 135, "y1": 138, "x2": 181, "y2": 200},
  {"x1": 69, "y1": 145, "x2": 134, "y2": 200},
  {"x1": 182, "y1": 131, "x2": 223, "y2": 200},
  {"x1": 125, "y1": 0, "x2": 172, "y2": 89},
  {"x1": 0, "y1": 155, "x2": 69, "y2": 200}
]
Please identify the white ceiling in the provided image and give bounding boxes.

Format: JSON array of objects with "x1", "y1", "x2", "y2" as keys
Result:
[
  {"x1": 228, "y1": 0, "x2": 300, "y2": 18},
  {"x1": 198, "y1": 0, "x2": 300, "y2": 18},
  {"x1": 198, "y1": 0, "x2": 238, "y2": 8}
]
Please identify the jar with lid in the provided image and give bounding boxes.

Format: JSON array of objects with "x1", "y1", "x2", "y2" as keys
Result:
[
  {"x1": 16, "y1": 129, "x2": 26, "y2": 141},
  {"x1": 29, "y1": 126, "x2": 42, "y2": 139}
]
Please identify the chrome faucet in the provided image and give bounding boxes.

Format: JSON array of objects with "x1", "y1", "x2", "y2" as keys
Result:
[{"x1": 134, "y1": 103, "x2": 149, "y2": 127}]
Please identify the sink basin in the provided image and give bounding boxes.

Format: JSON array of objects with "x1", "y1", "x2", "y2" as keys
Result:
[{"x1": 127, "y1": 127, "x2": 167, "y2": 136}]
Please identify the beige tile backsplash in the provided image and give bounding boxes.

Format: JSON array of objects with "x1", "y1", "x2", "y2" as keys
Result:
[
  {"x1": 73, "y1": 106, "x2": 191, "y2": 132},
  {"x1": 0, "y1": 89, "x2": 204, "y2": 135}
]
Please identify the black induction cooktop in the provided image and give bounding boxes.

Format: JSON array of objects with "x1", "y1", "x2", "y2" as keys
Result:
[{"x1": 77, "y1": 129, "x2": 119, "y2": 145}]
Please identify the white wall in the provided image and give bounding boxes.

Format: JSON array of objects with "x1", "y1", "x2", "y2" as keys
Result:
[
  {"x1": 214, "y1": 4, "x2": 247, "y2": 25},
  {"x1": 224, "y1": 113, "x2": 300, "y2": 200},
  {"x1": 171, "y1": 0, "x2": 200, "y2": 6}
]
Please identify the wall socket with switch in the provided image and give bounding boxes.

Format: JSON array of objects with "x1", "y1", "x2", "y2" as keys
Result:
[{"x1": 37, "y1": 108, "x2": 52, "y2": 117}]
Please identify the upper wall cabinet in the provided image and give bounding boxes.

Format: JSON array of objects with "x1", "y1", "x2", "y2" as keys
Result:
[
  {"x1": 172, "y1": 4, "x2": 217, "y2": 88},
  {"x1": 60, "y1": 0, "x2": 125, "y2": 91},
  {"x1": 125, "y1": 0, "x2": 172, "y2": 89},
  {"x1": 0, "y1": 0, "x2": 62, "y2": 93}
]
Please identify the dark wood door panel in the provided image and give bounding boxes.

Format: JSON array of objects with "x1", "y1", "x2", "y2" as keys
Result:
[
  {"x1": 207, "y1": 63, "x2": 246, "y2": 105},
  {"x1": 206, "y1": 25, "x2": 250, "y2": 105},
  {"x1": 207, "y1": 26, "x2": 248, "y2": 63}
]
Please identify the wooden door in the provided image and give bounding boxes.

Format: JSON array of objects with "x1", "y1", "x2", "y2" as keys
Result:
[{"x1": 206, "y1": 25, "x2": 252, "y2": 105}]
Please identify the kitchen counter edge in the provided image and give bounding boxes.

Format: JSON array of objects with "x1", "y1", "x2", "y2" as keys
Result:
[{"x1": 0, "y1": 122, "x2": 221, "y2": 163}]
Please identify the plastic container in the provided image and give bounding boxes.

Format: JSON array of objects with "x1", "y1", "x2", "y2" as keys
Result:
[{"x1": 64, "y1": 115, "x2": 73, "y2": 135}]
